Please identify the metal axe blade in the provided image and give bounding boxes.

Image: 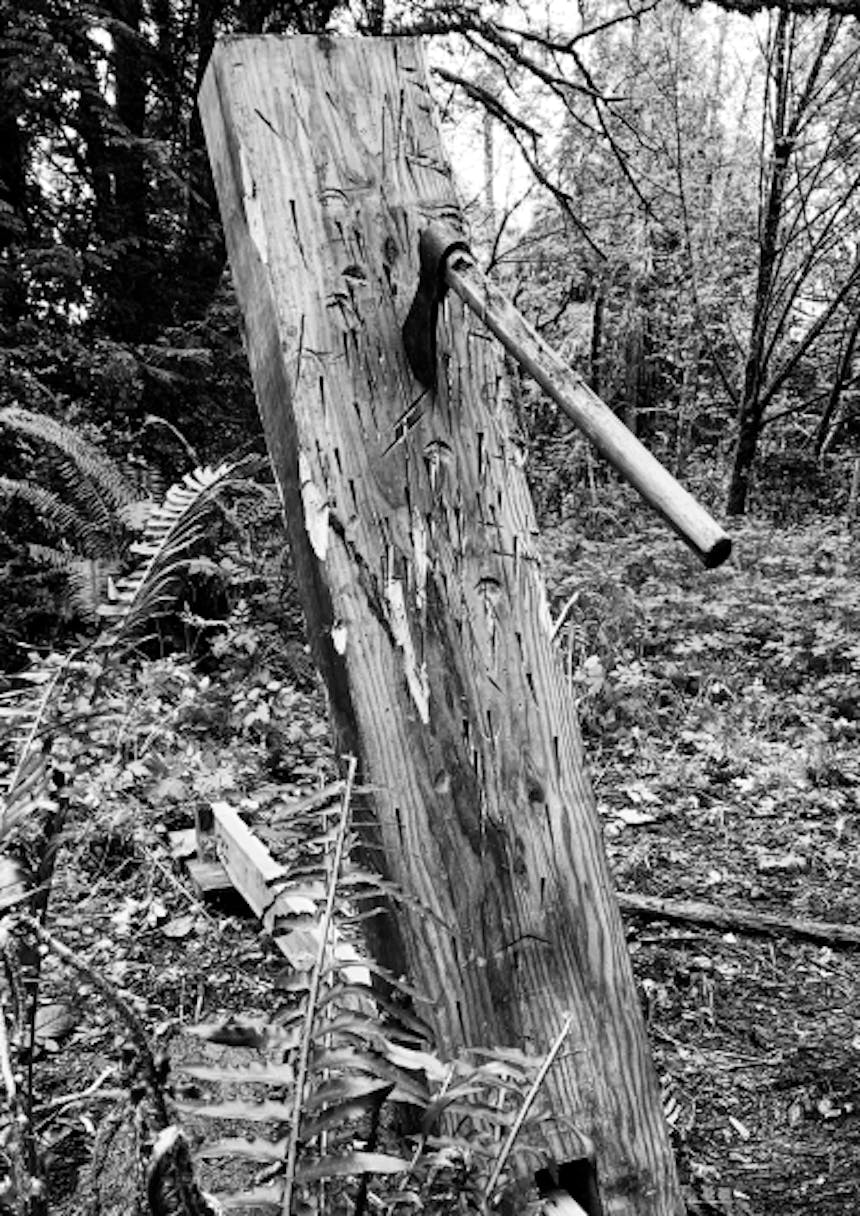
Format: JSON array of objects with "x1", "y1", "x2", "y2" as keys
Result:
[{"x1": 401, "y1": 226, "x2": 472, "y2": 390}]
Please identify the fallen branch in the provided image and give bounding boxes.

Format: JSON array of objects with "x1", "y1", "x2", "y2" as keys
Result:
[
  {"x1": 36, "y1": 1068, "x2": 118, "y2": 1117},
  {"x1": 617, "y1": 892, "x2": 860, "y2": 950}
]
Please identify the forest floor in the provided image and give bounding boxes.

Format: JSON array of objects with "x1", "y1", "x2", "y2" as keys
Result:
[
  {"x1": 11, "y1": 510, "x2": 860, "y2": 1215},
  {"x1": 542, "y1": 510, "x2": 860, "y2": 1215}
]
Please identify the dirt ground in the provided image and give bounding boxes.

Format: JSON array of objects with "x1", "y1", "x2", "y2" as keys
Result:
[{"x1": 21, "y1": 515, "x2": 860, "y2": 1214}]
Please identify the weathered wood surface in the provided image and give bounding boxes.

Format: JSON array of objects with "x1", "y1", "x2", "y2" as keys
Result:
[
  {"x1": 210, "y1": 800, "x2": 288, "y2": 928},
  {"x1": 200, "y1": 36, "x2": 682, "y2": 1214}
]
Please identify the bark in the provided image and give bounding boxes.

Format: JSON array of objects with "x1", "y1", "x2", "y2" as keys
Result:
[
  {"x1": 590, "y1": 292, "x2": 604, "y2": 396},
  {"x1": 680, "y1": 0, "x2": 860, "y2": 15},
  {"x1": 0, "y1": 102, "x2": 26, "y2": 251},
  {"x1": 183, "y1": 0, "x2": 229, "y2": 314},
  {"x1": 623, "y1": 300, "x2": 653, "y2": 439},
  {"x1": 70, "y1": 31, "x2": 114, "y2": 240},
  {"x1": 110, "y1": 0, "x2": 148, "y2": 239},
  {"x1": 361, "y1": 0, "x2": 386, "y2": 34}
]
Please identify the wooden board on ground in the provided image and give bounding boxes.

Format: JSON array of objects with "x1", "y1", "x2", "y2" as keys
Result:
[
  {"x1": 209, "y1": 800, "x2": 287, "y2": 927},
  {"x1": 171, "y1": 808, "x2": 318, "y2": 958},
  {"x1": 187, "y1": 859, "x2": 233, "y2": 894}
]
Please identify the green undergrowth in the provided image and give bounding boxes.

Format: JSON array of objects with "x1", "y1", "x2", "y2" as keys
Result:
[{"x1": 0, "y1": 586, "x2": 558, "y2": 1212}]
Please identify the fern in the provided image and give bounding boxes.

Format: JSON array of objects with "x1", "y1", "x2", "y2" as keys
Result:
[
  {"x1": 0, "y1": 407, "x2": 154, "y2": 630},
  {"x1": 97, "y1": 456, "x2": 260, "y2": 646},
  {"x1": 24, "y1": 545, "x2": 117, "y2": 622},
  {"x1": 0, "y1": 456, "x2": 261, "y2": 842},
  {"x1": 0, "y1": 477, "x2": 102, "y2": 554},
  {"x1": 179, "y1": 777, "x2": 552, "y2": 1213},
  {"x1": 0, "y1": 405, "x2": 138, "y2": 522},
  {"x1": 0, "y1": 654, "x2": 69, "y2": 840}
]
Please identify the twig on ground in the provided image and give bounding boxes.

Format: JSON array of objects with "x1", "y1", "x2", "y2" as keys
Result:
[
  {"x1": 147, "y1": 848, "x2": 218, "y2": 926},
  {"x1": 0, "y1": 989, "x2": 17, "y2": 1103},
  {"x1": 36, "y1": 1067, "x2": 118, "y2": 1115},
  {"x1": 618, "y1": 891, "x2": 860, "y2": 949},
  {"x1": 13, "y1": 916, "x2": 171, "y2": 1128},
  {"x1": 482, "y1": 1012, "x2": 575, "y2": 1210}
]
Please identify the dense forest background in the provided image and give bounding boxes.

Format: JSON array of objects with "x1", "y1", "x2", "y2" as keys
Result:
[{"x1": 1, "y1": 0, "x2": 859, "y2": 662}]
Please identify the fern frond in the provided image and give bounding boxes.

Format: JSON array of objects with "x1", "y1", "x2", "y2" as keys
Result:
[
  {"x1": 25, "y1": 547, "x2": 115, "y2": 622},
  {"x1": 0, "y1": 405, "x2": 138, "y2": 520},
  {"x1": 68, "y1": 557, "x2": 116, "y2": 621},
  {"x1": 179, "y1": 770, "x2": 551, "y2": 1212},
  {"x1": 0, "y1": 656, "x2": 69, "y2": 840},
  {"x1": 281, "y1": 758, "x2": 358, "y2": 1214},
  {"x1": 25, "y1": 543, "x2": 75, "y2": 572},
  {"x1": 0, "y1": 477, "x2": 98, "y2": 553},
  {"x1": 97, "y1": 459, "x2": 254, "y2": 644},
  {"x1": 482, "y1": 1013, "x2": 574, "y2": 1208}
]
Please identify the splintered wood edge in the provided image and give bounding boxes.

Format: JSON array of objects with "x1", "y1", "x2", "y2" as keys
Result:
[
  {"x1": 210, "y1": 800, "x2": 287, "y2": 921},
  {"x1": 172, "y1": 809, "x2": 302, "y2": 938},
  {"x1": 186, "y1": 859, "x2": 233, "y2": 893}
]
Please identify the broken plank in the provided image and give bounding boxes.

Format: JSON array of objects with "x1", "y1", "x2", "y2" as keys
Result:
[
  {"x1": 187, "y1": 858, "x2": 232, "y2": 894},
  {"x1": 210, "y1": 800, "x2": 287, "y2": 926}
]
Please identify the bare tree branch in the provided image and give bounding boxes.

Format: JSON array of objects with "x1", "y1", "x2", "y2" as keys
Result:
[
  {"x1": 430, "y1": 66, "x2": 542, "y2": 142},
  {"x1": 678, "y1": 0, "x2": 860, "y2": 17}
]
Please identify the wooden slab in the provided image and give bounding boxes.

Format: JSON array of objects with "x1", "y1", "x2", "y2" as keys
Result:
[
  {"x1": 210, "y1": 800, "x2": 287, "y2": 924},
  {"x1": 186, "y1": 858, "x2": 232, "y2": 894},
  {"x1": 200, "y1": 36, "x2": 682, "y2": 1208}
]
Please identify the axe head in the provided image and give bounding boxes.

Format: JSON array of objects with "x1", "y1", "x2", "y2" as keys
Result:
[{"x1": 401, "y1": 224, "x2": 473, "y2": 389}]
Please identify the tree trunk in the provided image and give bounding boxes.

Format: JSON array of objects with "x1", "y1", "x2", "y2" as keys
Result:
[
  {"x1": 725, "y1": 14, "x2": 791, "y2": 515},
  {"x1": 814, "y1": 310, "x2": 860, "y2": 458},
  {"x1": 726, "y1": 380, "x2": 765, "y2": 516},
  {"x1": 590, "y1": 292, "x2": 604, "y2": 396},
  {"x1": 0, "y1": 27, "x2": 28, "y2": 326},
  {"x1": 111, "y1": 0, "x2": 147, "y2": 238},
  {"x1": 200, "y1": 35, "x2": 683, "y2": 1214},
  {"x1": 726, "y1": 12, "x2": 842, "y2": 515}
]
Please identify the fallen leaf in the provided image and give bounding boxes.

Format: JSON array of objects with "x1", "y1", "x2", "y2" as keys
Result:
[
  {"x1": 0, "y1": 857, "x2": 30, "y2": 910},
  {"x1": 34, "y1": 1003, "x2": 76, "y2": 1046},
  {"x1": 613, "y1": 807, "x2": 658, "y2": 827},
  {"x1": 162, "y1": 913, "x2": 197, "y2": 939},
  {"x1": 151, "y1": 776, "x2": 187, "y2": 803},
  {"x1": 147, "y1": 899, "x2": 169, "y2": 926},
  {"x1": 623, "y1": 781, "x2": 662, "y2": 805},
  {"x1": 728, "y1": 1115, "x2": 750, "y2": 1141},
  {"x1": 757, "y1": 853, "x2": 807, "y2": 873},
  {"x1": 277, "y1": 926, "x2": 325, "y2": 970}
]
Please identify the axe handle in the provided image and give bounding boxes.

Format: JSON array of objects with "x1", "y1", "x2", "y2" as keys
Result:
[{"x1": 444, "y1": 256, "x2": 732, "y2": 569}]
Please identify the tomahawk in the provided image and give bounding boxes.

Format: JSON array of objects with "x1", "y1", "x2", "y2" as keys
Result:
[{"x1": 402, "y1": 224, "x2": 731, "y2": 569}]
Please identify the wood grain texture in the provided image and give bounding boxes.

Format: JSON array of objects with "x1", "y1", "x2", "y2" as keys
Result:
[{"x1": 200, "y1": 36, "x2": 682, "y2": 1214}]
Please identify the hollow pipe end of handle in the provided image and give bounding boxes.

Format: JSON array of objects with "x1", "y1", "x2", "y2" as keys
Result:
[{"x1": 701, "y1": 533, "x2": 732, "y2": 569}]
